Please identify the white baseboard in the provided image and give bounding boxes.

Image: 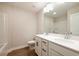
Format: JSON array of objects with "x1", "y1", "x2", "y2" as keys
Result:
[{"x1": 6, "y1": 45, "x2": 28, "y2": 55}]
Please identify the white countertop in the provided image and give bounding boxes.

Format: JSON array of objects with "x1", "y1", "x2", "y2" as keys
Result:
[{"x1": 36, "y1": 34, "x2": 79, "y2": 53}]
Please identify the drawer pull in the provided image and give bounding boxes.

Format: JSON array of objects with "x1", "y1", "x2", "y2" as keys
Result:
[
  {"x1": 42, "y1": 48, "x2": 46, "y2": 52},
  {"x1": 42, "y1": 41, "x2": 47, "y2": 44},
  {"x1": 36, "y1": 42, "x2": 38, "y2": 46}
]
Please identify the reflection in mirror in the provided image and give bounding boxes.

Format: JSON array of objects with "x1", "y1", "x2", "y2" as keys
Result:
[
  {"x1": 44, "y1": 12, "x2": 67, "y2": 34},
  {"x1": 43, "y1": 2, "x2": 79, "y2": 35}
]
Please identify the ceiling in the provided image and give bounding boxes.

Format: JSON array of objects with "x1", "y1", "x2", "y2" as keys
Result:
[
  {"x1": 0, "y1": 2, "x2": 79, "y2": 16},
  {"x1": 0, "y1": 2, "x2": 47, "y2": 13},
  {"x1": 45, "y1": 2, "x2": 79, "y2": 18}
]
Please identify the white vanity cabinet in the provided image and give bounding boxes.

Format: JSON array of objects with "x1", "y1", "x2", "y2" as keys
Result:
[
  {"x1": 49, "y1": 41, "x2": 79, "y2": 56},
  {"x1": 35, "y1": 37, "x2": 42, "y2": 56},
  {"x1": 35, "y1": 36, "x2": 79, "y2": 56}
]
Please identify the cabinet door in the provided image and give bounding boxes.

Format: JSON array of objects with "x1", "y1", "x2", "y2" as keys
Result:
[
  {"x1": 49, "y1": 41, "x2": 79, "y2": 56},
  {"x1": 35, "y1": 37, "x2": 41, "y2": 56},
  {"x1": 49, "y1": 42, "x2": 62, "y2": 56},
  {"x1": 49, "y1": 47, "x2": 62, "y2": 56}
]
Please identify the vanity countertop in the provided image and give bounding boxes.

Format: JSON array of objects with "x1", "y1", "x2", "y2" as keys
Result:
[{"x1": 36, "y1": 34, "x2": 79, "y2": 53}]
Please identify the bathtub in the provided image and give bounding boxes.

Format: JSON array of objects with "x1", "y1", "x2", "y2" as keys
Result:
[{"x1": 0, "y1": 42, "x2": 8, "y2": 56}]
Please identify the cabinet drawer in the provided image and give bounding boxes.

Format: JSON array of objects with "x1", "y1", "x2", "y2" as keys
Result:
[{"x1": 49, "y1": 42, "x2": 79, "y2": 56}]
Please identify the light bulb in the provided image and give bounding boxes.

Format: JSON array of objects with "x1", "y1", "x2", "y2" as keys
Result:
[
  {"x1": 53, "y1": 12, "x2": 56, "y2": 15},
  {"x1": 43, "y1": 3, "x2": 54, "y2": 13}
]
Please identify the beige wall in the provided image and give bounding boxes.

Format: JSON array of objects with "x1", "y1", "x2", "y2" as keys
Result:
[{"x1": 0, "y1": 5, "x2": 37, "y2": 51}]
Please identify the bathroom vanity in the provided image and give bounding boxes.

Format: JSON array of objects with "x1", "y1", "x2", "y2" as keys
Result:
[{"x1": 35, "y1": 34, "x2": 79, "y2": 56}]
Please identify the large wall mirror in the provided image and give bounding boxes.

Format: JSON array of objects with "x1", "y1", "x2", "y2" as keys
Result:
[{"x1": 43, "y1": 2, "x2": 79, "y2": 35}]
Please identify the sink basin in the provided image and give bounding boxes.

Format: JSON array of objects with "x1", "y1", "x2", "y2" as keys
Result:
[
  {"x1": 55, "y1": 38, "x2": 72, "y2": 43},
  {"x1": 55, "y1": 38, "x2": 79, "y2": 45}
]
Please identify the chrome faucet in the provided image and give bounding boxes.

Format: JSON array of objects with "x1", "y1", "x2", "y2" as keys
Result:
[
  {"x1": 65, "y1": 32, "x2": 72, "y2": 39},
  {"x1": 43, "y1": 32, "x2": 48, "y2": 35}
]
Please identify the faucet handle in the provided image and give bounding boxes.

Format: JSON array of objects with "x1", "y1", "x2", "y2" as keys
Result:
[{"x1": 68, "y1": 32, "x2": 72, "y2": 35}]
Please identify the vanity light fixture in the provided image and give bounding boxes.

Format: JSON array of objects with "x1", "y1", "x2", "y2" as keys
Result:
[
  {"x1": 43, "y1": 3, "x2": 54, "y2": 13},
  {"x1": 43, "y1": 7, "x2": 50, "y2": 13},
  {"x1": 53, "y1": 12, "x2": 56, "y2": 15},
  {"x1": 43, "y1": 2, "x2": 64, "y2": 13}
]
